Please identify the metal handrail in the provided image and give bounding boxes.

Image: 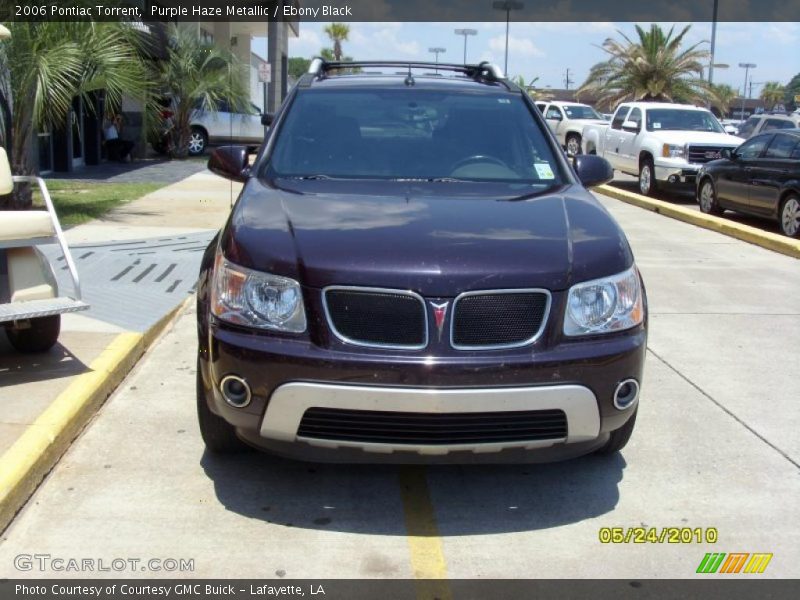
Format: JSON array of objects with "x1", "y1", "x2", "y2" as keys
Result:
[{"x1": 11, "y1": 175, "x2": 82, "y2": 300}]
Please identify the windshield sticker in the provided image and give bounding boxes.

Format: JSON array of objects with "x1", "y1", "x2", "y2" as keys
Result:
[
  {"x1": 652, "y1": 122, "x2": 662, "y2": 129},
  {"x1": 534, "y1": 163, "x2": 555, "y2": 179},
  {"x1": 497, "y1": 99, "x2": 511, "y2": 104}
]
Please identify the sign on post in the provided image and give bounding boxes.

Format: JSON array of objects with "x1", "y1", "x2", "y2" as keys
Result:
[{"x1": 258, "y1": 63, "x2": 272, "y2": 84}]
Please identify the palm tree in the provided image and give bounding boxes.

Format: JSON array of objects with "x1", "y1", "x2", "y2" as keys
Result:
[
  {"x1": 0, "y1": 22, "x2": 151, "y2": 208},
  {"x1": 511, "y1": 75, "x2": 552, "y2": 100},
  {"x1": 760, "y1": 81, "x2": 785, "y2": 109},
  {"x1": 577, "y1": 24, "x2": 716, "y2": 108},
  {"x1": 324, "y1": 23, "x2": 350, "y2": 61},
  {"x1": 711, "y1": 83, "x2": 737, "y2": 116},
  {"x1": 155, "y1": 24, "x2": 248, "y2": 158}
]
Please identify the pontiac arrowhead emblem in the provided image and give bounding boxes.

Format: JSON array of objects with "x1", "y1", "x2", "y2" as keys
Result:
[{"x1": 430, "y1": 301, "x2": 449, "y2": 341}]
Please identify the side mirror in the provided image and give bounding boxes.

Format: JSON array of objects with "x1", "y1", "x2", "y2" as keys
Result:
[
  {"x1": 621, "y1": 120, "x2": 640, "y2": 132},
  {"x1": 573, "y1": 154, "x2": 614, "y2": 188},
  {"x1": 720, "y1": 148, "x2": 733, "y2": 160},
  {"x1": 208, "y1": 146, "x2": 249, "y2": 183},
  {"x1": 0, "y1": 147, "x2": 12, "y2": 195},
  {"x1": 261, "y1": 112, "x2": 275, "y2": 127},
  {"x1": 548, "y1": 113, "x2": 563, "y2": 121}
]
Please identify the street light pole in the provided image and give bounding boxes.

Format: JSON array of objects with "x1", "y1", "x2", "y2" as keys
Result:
[
  {"x1": 708, "y1": 0, "x2": 719, "y2": 83},
  {"x1": 739, "y1": 62, "x2": 756, "y2": 119},
  {"x1": 454, "y1": 28, "x2": 477, "y2": 64},
  {"x1": 429, "y1": 47, "x2": 446, "y2": 73},
  {"x1": 492, "y1": 1, "x2": 523, "y2": 75}
]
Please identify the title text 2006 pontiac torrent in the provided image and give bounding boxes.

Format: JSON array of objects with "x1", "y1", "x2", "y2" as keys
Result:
[{"x1": 196, "y1": 60, "x2": 647, "y2": 462}]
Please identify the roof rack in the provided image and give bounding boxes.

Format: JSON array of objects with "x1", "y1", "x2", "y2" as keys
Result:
[{"x1": 301, "y1": 58, "x2": 506, "y2": 87}]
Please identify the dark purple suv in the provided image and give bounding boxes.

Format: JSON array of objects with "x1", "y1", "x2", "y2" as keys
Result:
[{"x1": 196, "y1": 60, "x2": 647, "y2": 462}]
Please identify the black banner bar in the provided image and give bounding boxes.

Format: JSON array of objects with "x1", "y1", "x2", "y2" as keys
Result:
[
  {"x1": 2, "y1": 580, "x2": 800, "y2": 600},
  {"x1": 2, "y1": 0, "x2": 800, "y2": 22}
]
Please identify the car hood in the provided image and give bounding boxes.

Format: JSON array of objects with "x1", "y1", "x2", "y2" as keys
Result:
[
  {"x1": 222, "y1": 179, "x2": 633, "y2": 296},
  {"x1": 651, "y1": 130, "x2": 743, "y2": 146}
]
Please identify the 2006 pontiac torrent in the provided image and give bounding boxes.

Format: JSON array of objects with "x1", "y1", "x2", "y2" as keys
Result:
[{"x1": 195, "y1": 59, "x2": 647, "y2": 462}]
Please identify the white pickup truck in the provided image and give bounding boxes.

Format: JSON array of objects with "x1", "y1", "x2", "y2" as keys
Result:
[
  {"x1": 582, "y1": 102, "x2": 743, "y2": 196},
  {"x1": 534, "y1": 101, "x2": 608, "y2": 156}
]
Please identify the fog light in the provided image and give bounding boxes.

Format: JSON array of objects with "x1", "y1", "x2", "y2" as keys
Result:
[
  {"x1": 668, "y1": 175, "x2": 678, "y2": 184},
  {"x1": 613, "y1": 378, "x2": 639, "y2": 410},
  {"x1": 220, "y1": 375, "x2": 252, "y2": 408}
]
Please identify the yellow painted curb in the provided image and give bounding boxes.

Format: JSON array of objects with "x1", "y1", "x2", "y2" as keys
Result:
[
  {"x1": 596, "y1": 184, "x2": 800, "y2": 260},
  {"x1": 0, "y1": 299, "x2": 190, "y2": 532}
]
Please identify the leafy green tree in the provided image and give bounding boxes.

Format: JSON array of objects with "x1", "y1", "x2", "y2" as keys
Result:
[
  {"x1": 711, "y1": 83, "x2": 737, "y2": 116},
  {"x1": 324, "y1": 23, "x2": 350, "y2": 61},
  {"x1": 577, "y1": 24, "x2": 716, "y2": 108},
  {"x1": 783, "y1": 72, "x2": 800, "y2": 110},
  {"x1": 288, "y1": 57, "x2": 311, "y2": 80},
  {"x1": 154, "y1": 24, "x2": 248, "y2": 158},
  {"x1": 0, "y1": 21, "x2": 151, "y2": 208},
  {"x1": 759, "y1": 81, "x2": 785, "y2": 109}
]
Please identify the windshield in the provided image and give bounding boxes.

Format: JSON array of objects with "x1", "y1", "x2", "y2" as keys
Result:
[
  {"x1": 563, "y1": 105, "x2": 602, "y2": 120},
  {"x1": 645, "y1": 109, "x2": 725, "y2": 133},
  {"x1": 266, "y1": 89, "x2": 563, "y2": 185}
]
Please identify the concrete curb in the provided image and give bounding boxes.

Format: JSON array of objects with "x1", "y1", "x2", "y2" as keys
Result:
[
  {"x1": 596, "y1": 184, "x2": 800, "y2": 260},
  {"x1": 0, "y1": 298, "x2": 191, "y2": 533}
]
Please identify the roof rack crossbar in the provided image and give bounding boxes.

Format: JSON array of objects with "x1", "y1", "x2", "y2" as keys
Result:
[{"x1": 306, "y1": 58, "x2": 505, "y2": 82}]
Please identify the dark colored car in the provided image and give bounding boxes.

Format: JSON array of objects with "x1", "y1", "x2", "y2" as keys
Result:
[
  {"x1": 696, "y1": 129, "x2": 800, "y2": 237},
  {"x1": 196, "y1": 60, "x2": 647, "y2": 463}
]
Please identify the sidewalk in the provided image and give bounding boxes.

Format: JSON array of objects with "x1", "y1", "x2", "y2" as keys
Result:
[{"x1": 0, "y1": 165, "x2": 240, "y2": 468}]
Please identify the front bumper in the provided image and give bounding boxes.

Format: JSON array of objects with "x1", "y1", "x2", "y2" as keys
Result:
[
  {"x1": 199, "y1": 314, "x2": 646, "y2": 462},
  {"x1": 653, "y1": 159, "x2": 702, "y2": 184}
]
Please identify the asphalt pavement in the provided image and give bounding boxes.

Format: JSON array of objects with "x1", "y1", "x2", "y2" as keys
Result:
[{"x1": 0, "y1": 188, "x2": 797, "y2": 580}]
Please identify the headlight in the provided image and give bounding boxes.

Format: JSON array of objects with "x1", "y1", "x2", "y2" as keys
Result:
[
  {"x1": 563, "y1": 266, "x2": 644, "y2": 336},
  {"x1": 210, "y1": 253, "x2": 306, "y2": 333},
  {"x1": 662, "y1": 143, "x2": 687, "y2": 159}
]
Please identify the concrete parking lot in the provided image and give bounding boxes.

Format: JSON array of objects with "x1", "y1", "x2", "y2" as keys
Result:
[{"x1": 0, "y1": 190, "x2": 798, "y2": 581}]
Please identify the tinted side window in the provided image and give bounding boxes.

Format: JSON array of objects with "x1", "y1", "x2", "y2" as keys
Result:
[
  {"x1": 764, "y1": 134, "x2": 799, "y2": 159},
  {"x1": 611, "y1": 107, "x2": 629, "y2": 130},
  {"x1": 535, "y1": 103, "x2": 547, "y2": 113},
  {"x1": 545, "y1": 106, "x2": 562, "y2": 120},
  {"x1": 763, "y1": 118, "x2": 794, "y2": 132},
  {"x1": 627, "y1": 108, "x2": 642, "y2": 130},
  {"x1": 738, "y1": 134, "x2": 771, "y2": 159},
  {"x1": 737, "y1": 116, "x2": 761, "y2": 138}
]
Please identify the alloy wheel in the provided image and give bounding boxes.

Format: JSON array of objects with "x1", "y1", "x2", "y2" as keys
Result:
[{"x1": 781, "y1": 197, "x2": 800, "y2": 237}]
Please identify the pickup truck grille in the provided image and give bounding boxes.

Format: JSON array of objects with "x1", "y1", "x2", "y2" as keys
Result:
[
  {"x1": 324, "y1": 287, "x2": 427, "y2": 349},
  {"x1": 297, "y1": 407, "x2": 568, "y2": 445},
  {"x1": 687, "y1": 145, "x2": 728, "y2": 164},
  {"x1": 452, "y1": 290, "x2": 550, "y2": 349}
]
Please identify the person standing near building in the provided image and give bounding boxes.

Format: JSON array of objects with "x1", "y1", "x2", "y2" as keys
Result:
[{"x1": 104, "y1": 113, "x2": 135, "y2": 162}]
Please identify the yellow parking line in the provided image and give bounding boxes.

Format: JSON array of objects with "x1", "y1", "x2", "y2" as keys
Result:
[
  {"x1": 596, "y1": 184, "x2": 800, "y2": 259},
  {"x1": 0, "y1": 300, "x2": 188, "y2": 533},
  {"x1": 399, "y1": 466, "x2": 451, "y2": 600}
]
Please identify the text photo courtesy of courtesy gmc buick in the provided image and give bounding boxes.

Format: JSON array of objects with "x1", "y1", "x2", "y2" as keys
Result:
[{"x1": 196, "y1": 59, "x2": 648, "y2": 463}]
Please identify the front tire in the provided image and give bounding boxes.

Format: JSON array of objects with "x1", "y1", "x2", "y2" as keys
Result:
[
  {"x1": 566, "y1": 133, "x2": 582, "y2": 156},
  {"x1": 187, "y1": 127, "x2": 207, "y2": 156},
  {"x1": 698, "y1": 178, "x2": 724, "y2": 216},
  {"x1": 197, "y1": 360, "x2": 248, "y2": 454},
  {"x1": 638, "y1": 158, "x2": 658, "y2": 196},
  {"x1": 779, "y1": 194, "x2": 800, "y2": 238},
  {"x1": 6, "y1": 315, "x2": 61, "y2": 353},
  {"x1": 597, "y1": 408, "x2": 637, "y2": 455}
]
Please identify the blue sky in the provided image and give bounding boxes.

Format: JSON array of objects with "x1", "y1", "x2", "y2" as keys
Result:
[{"x1": 255, "y1": 22, "x2": 799, "y2": 95}]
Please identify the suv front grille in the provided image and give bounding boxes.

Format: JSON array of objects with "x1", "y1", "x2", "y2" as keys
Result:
[
  {"x1": 324, "y1": 287, "x2": 427, "y2": 349},
  {"x1": 687, "y1": 145, "x2": 727, "y2": 164},
  {"x1": 452, "y1": 290, "x2": 550, "y2": 349},
  {"x1": 297, "y1": 407, "x2": 568, "y2": 445}
]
